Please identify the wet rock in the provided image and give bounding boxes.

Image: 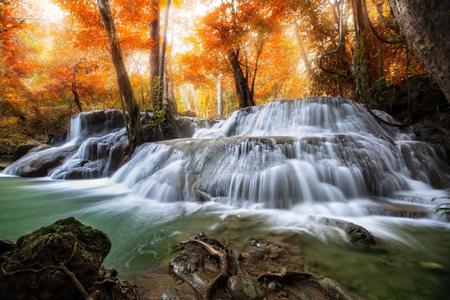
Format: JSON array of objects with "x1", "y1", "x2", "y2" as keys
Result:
[
  {"x1": 64, "y1": 167, "x2": 101, "y2": 180},
  {"x1": 77, "y1": 109, "x2": 124, "y2": 138},
  {"x1": 16, "y1": 147, "x2": 75, "y2": 177},
  {"x1": 228, "y1": 275, "x2": 264, "y2": 300},
  {"x1": 105, "y1": 135, "x2": 129, "y2": 174},
  {"x1": 318, "y1": 217, "x2": 377, "y2": 248},
  {"x1": 47, "y1": 133, "x2": 67, "y2": 146},
  {"x1": 13, "y1": 142, "x2": 42, "y2": 160},
  {"x1": 369, "y1": 202, "x2": 430, "y2": 219},
  {"x1": 372, "y1": 75, "x2": 450, "y2": 162},
  {"x1": 174, "y1": 117, "x2": 198, "y2": 138},
  {"x1": 0, "y1": 140, "x2": 15, "y2": 157},
  {"x1": 318, "y1": 278, "x2": 353, "y2": 300},
  {"x1": 433, "y1": 202, "x2": 450, "y2": 221},
  {"x1": 0, "y1": 217, "x2": 136, "y2": 300},
  {"x1": 0, "y1": 217, "x2": 110, "y2": 299},
  {"x1": 28, "y1": 144, "x2": 52, "y2": 154},
  {"x1": 345, "y1": 224, "x2": 376, "y2": 247}
]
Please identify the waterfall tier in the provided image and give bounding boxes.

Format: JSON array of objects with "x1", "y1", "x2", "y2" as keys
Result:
[
  {"x1": 3, "y1": 110, "x2": 208, "y2": 178},
  {"x1": 113, "y1": 98, "x2": 449, "y2": 210}
]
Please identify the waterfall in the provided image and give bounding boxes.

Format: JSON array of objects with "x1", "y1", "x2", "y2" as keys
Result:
[
  {"x1": 67, "y1": 114, "x2": 83, "y2": 142},
  {"x1": 67, "y1": 109, "x2": 125, "y2": 142},
  {"x1": 3, "y1": 110, "x2": 126, "y2": 178},
  {"x1": 113, "y1": 98, "x2": 450, "y2": 211},
  {"x1": 3, "y1": 98, "x2": 449, "y2": 214},
  {"x1": 2, "y1": 110, "x2": 207, "y2": 179}
]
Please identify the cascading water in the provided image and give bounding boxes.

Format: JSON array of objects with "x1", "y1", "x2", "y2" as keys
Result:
[
  {"x1": 3, "y1": 98, "x2": 450, "y2": 232},
  {"x1": 2, "y1": 110, "x2": 209, "y2": 179},
  {"x1": 113, "y1": 98, "x2": 450, "y2": 215},
  {"x1": 3, "y1": 110, "x2": 126, "y2": 178}
]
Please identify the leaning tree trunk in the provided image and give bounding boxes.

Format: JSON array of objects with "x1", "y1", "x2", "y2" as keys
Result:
[
  {"x1": 71, "y1": 81, "x2": 83, "y2": 113},
  {"x1": 97, "y1": 0, "x2": 141, "y2": 153},
  {"x1": 71, "y1": 65, "x2": 83, "y2": 112},
  {"x1": 227, "y1": 49, "x2": 255, "y2": 109},
  {"x1": 389, "y1": 0, "x2": 450, "y2": 103},
  {"x1": 149, "y1": 0, "x2": 161, "y2": 110}
]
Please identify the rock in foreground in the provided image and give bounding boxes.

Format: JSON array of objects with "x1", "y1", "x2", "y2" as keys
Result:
[{"x1": 0, "y1": 217, "x2": 136, "y2": 300}]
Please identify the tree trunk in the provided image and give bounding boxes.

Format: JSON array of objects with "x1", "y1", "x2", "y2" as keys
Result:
[
  {"x1": 389, "y1": 0, "x2": 450, "y2": 103},
  {"x1": 227, "y1": 49, "x2": 255, "y2": 108},
  {"x1": 71, "y1": 65, "x2": 83, "y2": 112},
  {"x1": 351, "y1": 0, "x2": 372, "y2": 102},
  {"x1": 217, "y1": 73, "x2": 223, "y2": 118},
  {"x1": 97, "y1": 0, "x2": 141, "y2": 153},
  {"x1": 71, "y1": 81, "x2": 83, "y2": 113},
  {"x1": 149, "y1": 0, "x2": 160, "y2": 110},
  {"x1": 159, "y1": 0, "x2": 172, "y2": 113},
  {"x1": 297, "y1": 36, "x2": 314, "y2": 77}
]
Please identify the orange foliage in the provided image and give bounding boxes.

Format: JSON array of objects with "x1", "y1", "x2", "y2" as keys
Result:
[{"x1": 0, "y1": 0, "x2": 429, "y2": 143}]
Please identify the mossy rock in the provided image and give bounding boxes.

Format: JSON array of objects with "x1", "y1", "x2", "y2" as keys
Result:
[{"x1": 0, "y1": 217, "x2": 111, "y2": 300}]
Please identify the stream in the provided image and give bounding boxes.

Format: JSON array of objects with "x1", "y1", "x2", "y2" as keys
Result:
[{"x1": 1, "y1": 98, "x2": 450, "y2": 299}]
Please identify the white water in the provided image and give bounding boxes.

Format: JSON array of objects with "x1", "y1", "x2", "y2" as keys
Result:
[
  {"x1": 114, "y1": 99, "x2": 449, "y2": 206},
  {"x1": 3, "y1": 110, "x2": 126, "y2": 178},
  {"x1": 3, "y1": 98, "x2": 450, "y2": 244},
  {"x1": 107, "y1": 98, "x2": 450, "y2": 243}
]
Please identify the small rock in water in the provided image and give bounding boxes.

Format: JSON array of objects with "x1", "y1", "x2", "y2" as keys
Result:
[
  {"x1": 419, "y1": 261, "x2": 446, "y2": 272},
  {"x1": 345, "y1": 223, "x2": 377, "y2": 248},
  {"x1": 318, "y1": 217, "x2": 377, "y2": 248}
]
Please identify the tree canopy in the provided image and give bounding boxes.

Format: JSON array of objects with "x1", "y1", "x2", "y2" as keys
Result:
[{"x1": 0, "y1": 0, "x2": 430, "y2": 144}]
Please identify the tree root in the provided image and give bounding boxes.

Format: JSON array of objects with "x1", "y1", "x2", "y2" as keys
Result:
[
  {"x1": 257, "y1": 267, "x2": 314, "y2": 284},
  {"x1": 171, "y1": 234, "x2": 353, "y2": 300},
  {"x1": 1, "y1": 242, "x2": 92, "y2": 299},
  {"x1": 171, "y1": 234, "x2": 232, "y2": 300}
]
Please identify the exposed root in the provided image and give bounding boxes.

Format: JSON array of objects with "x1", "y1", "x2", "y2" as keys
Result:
[
  {"x1": 1, "y1": 242, "x2": 92, "y2": 300},
  {"x1": 171, "y1": 233, "x2": 353, "y2": 300},
  {"x1": 171, "y1": 234, "x2": 232, "y2": 300},
  {"x1": 257, "y1": 267, "x2": 314, "y2": 284}
]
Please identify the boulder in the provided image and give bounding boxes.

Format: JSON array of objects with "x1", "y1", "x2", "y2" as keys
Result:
[
  {"x1": 77, "y1": 110, "x2": 125, "y2": 138},
  {"x1": 0, "y1": 217, "x2": 136, "y2": 300},
  {"x1": 0, "y1": 217, "x2": 110, "y2": 299},
  {"x1": 17, "y1": 150, "x2": 73, "y2": 177},
  {"x1": 28, "y1": 144, "x2": 52, "y2": 154},
  {"x1": 318, "y1": 217, "x2": 377, "y2": 248},
  {"x1": 13, "y1": 143, "x2": 42, "y2": 160}
]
